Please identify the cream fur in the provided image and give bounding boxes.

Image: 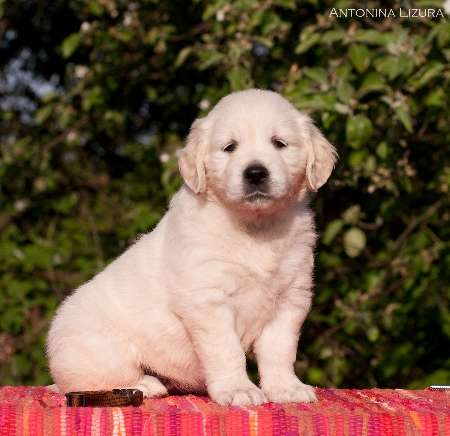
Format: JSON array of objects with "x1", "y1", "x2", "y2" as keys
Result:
[{"x1": 46, "y1": 89, "x2": 337, "y2": 406}]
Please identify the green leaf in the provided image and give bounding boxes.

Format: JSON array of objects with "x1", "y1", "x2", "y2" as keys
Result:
[
  {"x1": 259, "y1": 11, "x2": 283, "y2": 35},
  {"x1": 407, "y1": 61, "x2": 444, "y2": 90},
  {"x1": 306, "y1": 367, "x2": 325, "y2": 384},
  {"x1": 322, "y1": 29, "x2": 346, "y2": 45},
  {"x1": 203, "y1": 1, "x2": 227, "y2": 20},
  {"x1": 296, "y1": 32, "x2": 321, "y2": 54},
  {"x1": 304, "y1": 67, "x2": 328, "y2": 86},
  {"x1": 374, "y1": 55, "x2": 414, "y2": 80},
  {"x1": 175, "y1": 47, "x2": 192, "y2": 68},
  {"x1": 145, "y1": 87, "x2": 158, "y2": 102},
  {"x1": 364, "y1": 155, "x2": 376, "y2": 173},
  {"x1": 35, "y1": 106, "x2": 53, "y2": 124},
  {"x1": 436, "y1": 21, "x2": 450, "y2": 48},
  {"x1": 367, "y1": 326, "x2": 380, "y2": 342},
  {"x1": 197, "y1": 51, "x2": 225, "y2": 70},
  {"x1": 294, "y1": 94, "x2": 338, "y2": 112},
  {"x1": 358, "y1": 72, "x2": 386, "y2": 97},
  {"x1": 353, "y1": 29, "x2": 396, "y2": 46},
  {"x1": 376, "y1": 142, "x2": 389, "y2": 159},
  {"x1": 272, "y1": 0, "x2": 296, "y2": 9},
  {"x1": 318, "y1": 252, "x2": 342, "y2": 268},
  {"x1": 87, "y1": 1, "x2": 103, "y2": 15},
  {"x1": 394, "y1": 106, "x2": 413, "y2": 133},
  {"x1": 336, "y1": 80, "x2": 354, "y2": 102},
  {"x1": 82, "y1": 86, "x2": 104, "y2": 111},
  {"x1": 348, "y1": 150, "x2": 368, "y2": 167},
  {"x1": 348, "y1": 45, "x2": 371, "y2": 73},
  {"x1": 61, "y1": 33, "x2": 81, "y2": 58},
  {"x1": 346, "y1": 115, "x2": 373, "y2": 148},
  {"x1": 343, "y1": 227, "x2": 366, "y2": 257},
  {"x1": 322, "y1": 219, "x2": 343, "y2": 245},
  {"x1": 227, "y1": 66, "x2": 251, "y2": 91},
  {"x1": 424, "y1": 89, "x2": 445, "y2": 107},
  {"x1": 53, "y1": 193, "x2": 78, "y2": 214},
  {"x1": 342, "y1": 205, "x2": 360, "y2": 224}
]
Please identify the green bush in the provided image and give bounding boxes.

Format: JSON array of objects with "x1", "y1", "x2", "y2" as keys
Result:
[{"x1": 0, "y1": 0, "x2": 449, "y2": 388}]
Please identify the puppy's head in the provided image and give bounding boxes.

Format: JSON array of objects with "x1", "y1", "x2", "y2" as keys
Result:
[{"x1": 179, "y1": 89, "x2": 337, "y2": 215}]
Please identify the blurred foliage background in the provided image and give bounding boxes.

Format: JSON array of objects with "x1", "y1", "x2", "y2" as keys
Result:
[{"x1": 0, "y1": 0, "x2": 449, "y2": 388}]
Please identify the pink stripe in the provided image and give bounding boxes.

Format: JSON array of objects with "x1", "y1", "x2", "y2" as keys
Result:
[
  {"x1": 258, "y1": 408, "x2": 272, "y2": 436},
  {"x1": 348, "y1": 414, "x2": 363, "y2": 436},
  {"x1": 132, "y1": 407, "x2": 143, "y2": 435},
  {"x1": 0, "y1": 406, "x2": 15, "y2": 435},
  {"x1": 206, "y1": 414, "x2": 220, "y2": 436},
  {"x1": 241, "y1": 408, "x2": 250, "y2": 436},
  {"x1": 334, "y1": 413, "x2": 345, "y2": 436},
  {"x1": 285, "y1": 414, "x2": 297, "y2": 436},
  {"x1": 271, "y1": 407, "x2": 287, "y2": 436},
  {"x1": 52, "y1": 405, "x2": 60, "y2": 435},
  {"x1": 312, "y1": 414, "x2": 329, "y2": 436},
  {"x1": 31, "y1": 405, "x2": 43, "y2": 436},
  {"x1": 445, "y1": 413, "x2": 450, "y2": 436},
  {"x1": 84, "y1": 407, "x2": 92, "y2": 434},
  {"x1": 100, "y1": 407, "x2": 108, "y2": 435},
  {"x1": 423, "y1": 412, "x2": 439, "y2": 436},
  {"x1": 368, "y1": 414, "x2": 381, "y2": 436},
  {"x1": 379, "y1": 413, "x2": 393, "y2": 436},
  {"x1": 394, "y1": 414, "x2": 406, "y2": 436}
]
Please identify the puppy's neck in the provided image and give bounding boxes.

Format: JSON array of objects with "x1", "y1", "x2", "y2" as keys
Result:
[
  {"x1": 232, "y1": 196, "x2": 310, "y2": 236},
  {"x1": 174, "y1": 184, "x2": 310, "y2": 238},
  {"x1": 205, "y1": 188, "x2": 309, "y2": 235}
]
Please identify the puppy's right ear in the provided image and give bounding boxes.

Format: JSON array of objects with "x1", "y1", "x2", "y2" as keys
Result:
[{"x1": 179, "y1": 117, "x2": 209, "y2": 194}]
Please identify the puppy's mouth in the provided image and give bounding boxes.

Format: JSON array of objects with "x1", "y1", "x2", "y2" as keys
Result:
[{"x1": 243, "y1": 191, "x2": 273, "y2": 202}]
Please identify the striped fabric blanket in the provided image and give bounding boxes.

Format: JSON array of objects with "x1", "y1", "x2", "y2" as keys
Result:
[{"x1": 0, "y1": 386, "x2": 448, "y2": 435}]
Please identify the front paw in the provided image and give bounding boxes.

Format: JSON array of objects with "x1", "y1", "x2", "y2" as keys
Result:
[
  {"x1": 208, "y1": 379, "x2": 266, "y2": 406},
  {"x1": 262, "y1": 379, "x2": 317, "y2": 403}
]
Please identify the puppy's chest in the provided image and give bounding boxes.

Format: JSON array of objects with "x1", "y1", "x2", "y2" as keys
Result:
[
  {"x1": 228, "y1": 235, "x2": 299, "y2": 292},
  {"x1": 225, "y1": 237, "x2": 300, "y2": 348}
]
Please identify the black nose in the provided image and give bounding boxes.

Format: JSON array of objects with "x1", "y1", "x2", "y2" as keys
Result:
[{"x1": 244, "y1": 164, "x2": 269, "y2": 185}]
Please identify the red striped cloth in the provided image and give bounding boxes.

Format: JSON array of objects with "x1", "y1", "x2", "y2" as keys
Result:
[{"x1": 0, "y1": 386, "x2": 448, "y2": 435}]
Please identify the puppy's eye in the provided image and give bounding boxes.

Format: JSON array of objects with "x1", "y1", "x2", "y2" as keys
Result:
[
  {"x1": 223, "y1": 141, "x2": 237, "y2": 153},
  {"x1": 272, "y1": 137, "x2": 288, "y2": 149}
]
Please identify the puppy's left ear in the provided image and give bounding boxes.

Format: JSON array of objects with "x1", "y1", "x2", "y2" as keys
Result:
[
  {"x1": 304, "y1": 117, "x2": 338, "y2": 191},
  {"x1": 179, "y1": 117, "x2": 209, "y2": 194}
]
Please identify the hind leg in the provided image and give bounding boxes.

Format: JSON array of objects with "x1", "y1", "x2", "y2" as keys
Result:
[{"x1": 48, "y1": 333, "x2": 167, "y2": 398}]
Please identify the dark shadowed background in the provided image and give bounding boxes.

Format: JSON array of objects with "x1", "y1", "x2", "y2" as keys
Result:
[{"x1": 0, "y1": 0, "x2": 449, "y2": 388}]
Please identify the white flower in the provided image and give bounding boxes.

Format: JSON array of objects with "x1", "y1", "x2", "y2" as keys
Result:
[
  {"x1": 216, "y1": 9, "x2": 225, "y2": 21},
  {"x1": 14, "y1": 199, "x2": 28, "y2": 212},
  {"x1": 81, "y1": 22, "x2": 91, "y2": 33},
  {"x1": 199, "y1": 99, "x2": 210, "y2": 110},
  {"x1": 123, "y1": 12, "x2": 133, "y2": 26},
  {"x1": 66, "y1": 131, "x2": 78, "y2": 143},
  {"x1": 74, "y1": 65, "x2": 88, "y2": 79},
  {"x1": 159, "y1": 152, "x2": 170, "y2": 163},
  {"x1": 34, "y1": 177, "x2": 47, "y2": 192}
]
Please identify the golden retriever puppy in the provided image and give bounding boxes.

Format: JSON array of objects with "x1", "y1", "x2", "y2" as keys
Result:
[{"x1": 47, "y1": 89, "x2": 337, "y2": 406}]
